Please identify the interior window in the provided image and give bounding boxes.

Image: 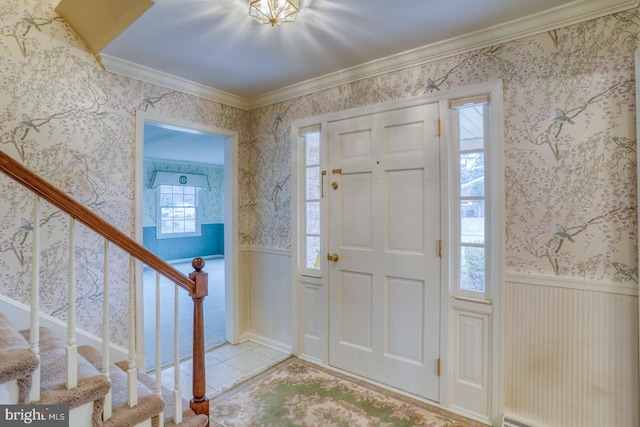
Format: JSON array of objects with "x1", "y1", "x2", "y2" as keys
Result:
[{"x1": 157, "y1": 184, "x2": 201, "y2": 238}]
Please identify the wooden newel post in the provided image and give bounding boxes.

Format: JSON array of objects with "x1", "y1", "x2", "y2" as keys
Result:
[{"x1": 189, "y1": 257, "x2": 209, "y2": 423}]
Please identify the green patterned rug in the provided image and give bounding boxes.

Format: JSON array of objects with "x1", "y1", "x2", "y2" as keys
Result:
[{"x1": 210, "y1": 357, "x2": 487, "y2": 427}]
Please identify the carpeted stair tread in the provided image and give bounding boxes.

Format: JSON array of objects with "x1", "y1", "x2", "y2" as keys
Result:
[
  {"x1": 20, "y1": 327, "x2": 110, "y2": 411},
  {"x1": 79, "y1": 345, "x2": 165, "y2": 427},
  {"x1": 0, "y1": 313, "x2": 39, "y2": 403},
  {"x1": 120, "y1": 361, "x2": 208, "y2": 427}
]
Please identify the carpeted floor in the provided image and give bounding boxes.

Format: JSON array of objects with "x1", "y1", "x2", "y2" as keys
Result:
[
  {"x1": 143, "y1": 257, "x2": 226, "y2": 370},
  {"x1": 209, "y1": 357, "x2": 489, "y2": 427}
]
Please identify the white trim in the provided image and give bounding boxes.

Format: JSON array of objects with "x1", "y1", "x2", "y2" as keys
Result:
[
  {"x1": 636, "y1": 28, "x2": 640, "y2": 415},
  {"x1": 244, "y1": 333, "x2": 293, "y2": 355},
  {"x1": 101, "y1": 0, "x2": 638, "y2": 109},
  {"x1": 506, "y1": 272, "x2": 639, "y2": 297},
  {"x1": 134, "y1": 110, "x2": 240, "y2": 363},
  {"x1": 290, "y1": 79, "x2": 505, "y2": 423},
  {"x1": 100, "y1": 54, "x2": 250, "y2": 110},
  {"x1": 238, "y1": 244, "x2": 292, "y2": 257}
]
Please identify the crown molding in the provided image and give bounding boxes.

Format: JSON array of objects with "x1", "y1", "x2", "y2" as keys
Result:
[
  {"x1": 100, "y1": 54, "x2": 250, "y2": 110},
  {"x1": 100, "y1": 0, "x2": 639, "y2": 111},
  {"x1": 249, "y1": 0, "x2": 639, "y2": 108}
]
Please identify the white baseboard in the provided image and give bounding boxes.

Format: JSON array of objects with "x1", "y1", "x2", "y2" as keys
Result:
[
  {"x1": 0, "y1": 294, "x2": 128, "y2": 363},
  {"x1": 244, "y1": 333, "x2": 292, "y2": 355}
]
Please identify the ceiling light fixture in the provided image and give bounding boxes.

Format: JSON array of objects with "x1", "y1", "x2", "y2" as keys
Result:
[{"x1": 249, "y1": 0, "x2": 299, "y2": 27}]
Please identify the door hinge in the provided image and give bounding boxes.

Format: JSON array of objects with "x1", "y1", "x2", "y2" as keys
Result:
[
  {"x1": 436, "y1": 118, "x2": 441, "y2": 137},
  {"x1": 437, "y1": 358, "x2": 441, "y2": 377},
  {"x1": 438, "y1": 240, "x2": 442, "y2": 257}
]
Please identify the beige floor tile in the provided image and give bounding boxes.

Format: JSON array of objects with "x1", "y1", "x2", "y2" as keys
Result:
[
  {"x1": 224, "y1": 350, "x2": 271, "y2": 372},
  {"x1": 205, "y1": 361, "x2": 244, "y2": 386},
  {"x1": 208, "y1": 344, "x2": 247, "y2": 361},
  {"x1": 251, "y1": 345, "x2": 288, "y2": 360}
]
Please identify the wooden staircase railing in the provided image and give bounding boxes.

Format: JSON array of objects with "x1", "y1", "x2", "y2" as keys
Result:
[{"x1": 0, "y1": 149, "x2": 209, "y2": 424}]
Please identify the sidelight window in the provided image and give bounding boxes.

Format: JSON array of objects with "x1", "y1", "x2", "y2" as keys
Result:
[
  {"x1": 300, "y1": 127, "x2": 322, "y2": 272},
  {"x1": 451, "y1": 98, "x2": 490, "y2": 299}
]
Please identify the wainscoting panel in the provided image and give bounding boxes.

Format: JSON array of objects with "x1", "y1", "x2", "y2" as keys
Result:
[
  {"x1": 245, "y1": 247, "x2": 293, "y2": 351},
  {"x1": 451, "y1": 303, "x2": 491, "y2": 419},
  {"x1": 504, "y1": 278, "x2": 638, "y2": 427},
  {"x1": 300, "y1": 279, "x2": 324, "y2": 362}
]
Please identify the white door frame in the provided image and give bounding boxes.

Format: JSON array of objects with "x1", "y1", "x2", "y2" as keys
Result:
[
  {"x1": 291, "y1": 80, "x2": 504, "y2": 424},
  {"x1": 133, "y1": 110, "x2": 240, "y2": 369}
]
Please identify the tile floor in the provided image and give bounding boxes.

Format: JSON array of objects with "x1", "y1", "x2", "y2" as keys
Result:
[{"x1": 157, "y1": 340, "x2": 289, "y2": 400}]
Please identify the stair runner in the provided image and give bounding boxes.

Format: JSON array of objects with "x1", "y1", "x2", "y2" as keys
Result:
[{"x1": 0, "y1": 313, "x2": 208, "y2": 427}]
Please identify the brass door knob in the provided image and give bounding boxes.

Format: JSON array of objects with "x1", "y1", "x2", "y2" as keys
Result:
[
  {"x1": 327, "y1": 253, "x2": 339, "y2": 262},
  {"x1": 331, "y1": 181, "x2": 339, "y2": 190}
]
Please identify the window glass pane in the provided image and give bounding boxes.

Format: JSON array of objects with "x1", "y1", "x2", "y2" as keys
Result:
[
  {"x1": 460, "y1": 200, "x2": 485, "y2": 244},
  {"x1": 460, "y1": 246, "x2": 485, "y2": 292},
  {"x1": 160, "y1": 193, "x2": 173, "y2": 206},
  {"x1": 306, "y1": 201, "x2": 320, "y2": 234},
  {"x1": 183, "y1": 186, "x2": 195, "y2": 195},
  {"x1": 306, "y1": 133, "x2": 320, "y2": 166},
  {"x1": 459, "y1": 105, "x2": 484, "y2": 151},
  {"x1": 184, "y1": 220, "x2": 196, "y2": 233},
  {"x1": 174, "y1": 221, "x2": 185, "y2": 233},
  {"x1": 173, "y1": 194, "x2": 185, "y2": 207},
  {"x1": 306, "y1": 167, "x2": 321, "y2": 200},
  {"x1": 184, "y1": 207, "x2": 196, "y2": 219},
  {"x1": 306, "y1": 236, "x2": 320, "y2": 269},
  {"x1": 459, "y1": 152, "x2": 484, "y2": 196},
  {"x1": 161, "y1": 220, "x2": 173, "y2": 234},
  {"x1": 183, "y1": 193, "x2": 196, "y2": 206}
]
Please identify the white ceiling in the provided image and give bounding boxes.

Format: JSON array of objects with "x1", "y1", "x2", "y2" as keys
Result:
[
  {"x1": 100, "y1": 0, "x2": 634, "y2": 106},
  {"x1": 113, "y1": 0, "x2": 635, "y2": 164},
  {"x1": 144, "y1": 121, "x2": 226, "y2": 165}
]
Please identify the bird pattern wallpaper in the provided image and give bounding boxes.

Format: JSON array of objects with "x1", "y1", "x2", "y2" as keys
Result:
[{"x1": 0, "y1": 0, "x2": 638, "y2": 346}]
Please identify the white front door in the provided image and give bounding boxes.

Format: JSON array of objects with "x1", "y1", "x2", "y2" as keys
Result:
[{"x1": 327, "y1": 103, "x2": 441, "y2": 401}]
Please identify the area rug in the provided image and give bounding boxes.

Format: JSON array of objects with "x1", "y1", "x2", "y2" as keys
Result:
[{"x1": 209, "y1": 357, "x2": 487, "y2": 427}]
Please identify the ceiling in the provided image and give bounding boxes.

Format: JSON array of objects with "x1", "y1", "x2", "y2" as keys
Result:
[
  {"x1": 102, "y1": 0, "x2": 634, "y2": 164},
  {"x1": 143, "y1": 121, "x2": 226, "y2": 165},
  {"x1": 99, "y1": 0, "x2": 634, "y2": 108}
]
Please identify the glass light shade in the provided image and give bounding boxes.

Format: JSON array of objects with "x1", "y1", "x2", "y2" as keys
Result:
[{"x1": 249, "y1": 0, "x2": 299, "y2": 26}]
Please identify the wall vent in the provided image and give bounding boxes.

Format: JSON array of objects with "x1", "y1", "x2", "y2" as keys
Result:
[{"x1": 502, "y1": 415, "x2": 535, "y2": 427}]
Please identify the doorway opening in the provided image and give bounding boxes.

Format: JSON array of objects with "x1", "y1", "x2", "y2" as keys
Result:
[{"x1": 134, "y1": 111, "x2": 239, "y2": 372}]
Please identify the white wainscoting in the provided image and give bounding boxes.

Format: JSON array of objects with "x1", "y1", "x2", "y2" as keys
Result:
[
  {"x1": 297, "y1": 274, "x2": 327, "y2": 364},
  {"x1": 242, "y1": 246, "x2": 293, "y2": 353},
  {"x1": 450, "y1": 299, "x2": 492, "y2": 420},
  {"x1": 504, "y1": 274, "x2": 638, "y2": 427}
]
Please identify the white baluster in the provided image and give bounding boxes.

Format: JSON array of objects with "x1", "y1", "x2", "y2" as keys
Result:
[
  {"x1": 173, "y1": 283, "x2": 182, "y2": 424},
  {"x1": 66, "y1": 217, "x2": 78, "y2": 389},
  {"x1": 102, "y1": 240, "x2": 112, "y2": 420},
  {"x1": 155, "y1": 271, "x2": 164, "y2": 427},
  {"x1": 127, "y1": 256, "x2": 138, "y2": 407},
  {"x1": 29, "y1": 195, "x2": 41, "y2": 402}
]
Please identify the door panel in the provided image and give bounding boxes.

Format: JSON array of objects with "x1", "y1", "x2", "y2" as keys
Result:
[
  {"x1": 328, "y1": 103, "x2": 441, "y2": 401},
  {"x1": 341, "y1": 172, "x2": 373, "y2": 248}
]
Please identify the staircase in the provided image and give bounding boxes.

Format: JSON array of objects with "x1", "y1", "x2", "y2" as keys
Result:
[{"x1": 0, "y1": 150, "x2": 211, "y2": 427}]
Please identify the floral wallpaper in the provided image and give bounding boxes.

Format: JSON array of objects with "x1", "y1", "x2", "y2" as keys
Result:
[
  {"x1": 142, "y1": 160, "x2": 224, "y2": 227},
  {"x1": 0, "y1": 0, "x2": 638, "y2": 349},
  {"x1": 0, "y1": 0, "x2": 246, "y2": 347},
  {"x1": 244, "y1": 9, "x2": 639, "y2": 283}
]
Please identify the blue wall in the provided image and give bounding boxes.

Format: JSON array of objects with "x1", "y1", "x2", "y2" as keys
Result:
[{"x1": 143, "y1": 223, "x2": 224, "y2": 261}]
